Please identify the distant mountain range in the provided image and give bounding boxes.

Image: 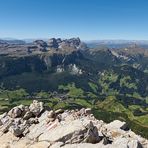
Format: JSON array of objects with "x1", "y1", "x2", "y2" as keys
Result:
[
  {"x1": 86, "y1": 40, "x2": 148, "y2": 44},
  {"x1": 1, "y1": 38, "x2": 148, "y2": 49},
  {"x1": 0, "y1": 39, "x2": 26, "y2": 45},
  {"x1": 1, "y1": 38, "x2": 148, "y2": 43},
  {"x1": 85, "y1": 40, "x2": 148, "y2": 49}
]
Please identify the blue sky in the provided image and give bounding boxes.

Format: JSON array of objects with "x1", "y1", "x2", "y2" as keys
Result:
[{"x1": 0, "y1": 0, "x2": 148, "y2": 40}]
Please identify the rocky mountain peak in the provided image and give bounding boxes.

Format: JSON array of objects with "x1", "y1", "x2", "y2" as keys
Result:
[
  {"x1": 63, "y1": 37, "x2": 81, "y2": 46},
  {"x1": 33, "y1": 40, "x2": 48, "y2": 52},
  {"x1": 0, "y1": 100, "x2": 147, "y2": 148},
  {"x1": 33, "y1": 40, "x2": 47, "y2": 47},
  {"x1": 47, "y1": 37, "x2": 86, "y2": 51},
  {"x1": 48, "y1": 38, "x2": 59, "y2": 48}
]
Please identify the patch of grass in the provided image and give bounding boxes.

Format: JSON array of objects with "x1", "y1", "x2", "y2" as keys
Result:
[
  {"x1": 88, "y1": 82, "x2": 98, "y2": 93},
  {"x1": 135, "y1": 115, "x2": 148, "y2": 126},
  {"x1": 74, "y1": 99, "x2": 92, "y2": 108}
]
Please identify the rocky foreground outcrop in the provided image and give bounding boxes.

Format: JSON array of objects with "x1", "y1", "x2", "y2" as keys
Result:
[{"x1": 0, "y1": 100, "x2": 147, "y2": 148}]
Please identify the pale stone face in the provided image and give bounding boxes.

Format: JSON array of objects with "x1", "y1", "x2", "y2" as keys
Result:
[{"x1": 0, "y1": 100, "x2": 147, "y2": 148}]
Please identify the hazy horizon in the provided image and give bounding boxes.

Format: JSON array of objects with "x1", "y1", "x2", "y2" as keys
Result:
[{"x1": 1, "y1": 37, "x2": 148, "y2": 42}]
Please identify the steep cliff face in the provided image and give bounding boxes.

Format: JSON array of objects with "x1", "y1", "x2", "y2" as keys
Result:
[
  {"x1": 0, "y1": 50, "x2": 84, "y2": 77},
  {"x1": 0, "y1": 37, "x2": 85, "y2": 77},
  {"x1": 0, "y1": 56, "x2": 46, "y2": 78},
  {"x1": 0, "y1": 38, "x2": 86, "y2": 91},
  {"x1": 0, "y1": 37, "x2": 148, "y2": 95}
]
